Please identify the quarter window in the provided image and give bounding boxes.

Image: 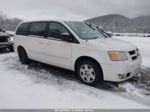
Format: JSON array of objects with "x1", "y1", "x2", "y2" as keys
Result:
[{"x1": 29, "y1": 22, "x2": 47, "y2": 37}]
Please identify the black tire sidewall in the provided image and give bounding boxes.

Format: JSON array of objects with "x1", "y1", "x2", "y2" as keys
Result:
[
  {"x1": 77, "y1": 60, "x2": 102, "y2": 86},
  {"x1": 18, "y1": 48, "x2": 29, "y2": 64}
]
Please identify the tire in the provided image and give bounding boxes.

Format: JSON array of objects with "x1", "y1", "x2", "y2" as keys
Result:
[
  {"x1": 9, "y1": 46, "x2": 14, "y2": 52},
  {"x1": 18, "y1": 47, "x2": 29, "y2": 64},
  {"x1": 76, "y1": 60, "x2": 103, "y2": 86}
]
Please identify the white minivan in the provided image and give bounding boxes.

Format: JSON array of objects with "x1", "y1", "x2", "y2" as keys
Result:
[{"x1": 14, "y1": 20, "x2": 142, "y2": 86}]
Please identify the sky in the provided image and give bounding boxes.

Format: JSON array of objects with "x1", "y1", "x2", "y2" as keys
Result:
[{"x1": 0, "y1": 0, "x2": 150, "y2": 20}]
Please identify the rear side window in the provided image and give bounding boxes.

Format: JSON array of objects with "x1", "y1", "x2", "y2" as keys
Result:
[
  {"x1": 16, "y1": 23, "x2": 29, "y2": 35},
  {"x1": 29, "y1": 22, "x2": 47, "y2": 37}
]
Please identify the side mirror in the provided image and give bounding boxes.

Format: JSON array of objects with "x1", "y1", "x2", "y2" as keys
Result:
[
  {"x1": 108, "y1": 33, "x2": 112, "y2": 38},
  {"x1": 107, "y1": 32, "x2": 113, "y2": 38},
  {"x1": 60, "y1": 33, "x2": 72, "y2": 42}
]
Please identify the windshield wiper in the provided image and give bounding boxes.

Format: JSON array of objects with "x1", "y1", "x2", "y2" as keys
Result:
[
  {"x1": 85, "y1": 22, "x2": 109, "y2": 38},
  {"x1": 82, "y1": 37, "x2": 99, "y2": 40}
]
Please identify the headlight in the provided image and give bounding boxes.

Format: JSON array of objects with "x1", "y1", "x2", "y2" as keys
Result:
[
  {"x1": 108, "y1": 51, "x2": 128, "y2": 61},
  {"x1": 8, "y1": 37, "x2": 14, "y2": 43}
]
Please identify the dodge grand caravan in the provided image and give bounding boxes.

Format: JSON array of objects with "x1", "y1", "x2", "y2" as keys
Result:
[{"x1": 14, "y1": 20, "x2": 142, "y2": 86}]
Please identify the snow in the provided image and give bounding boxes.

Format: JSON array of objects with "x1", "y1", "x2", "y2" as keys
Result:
[
  {"x1": 113, "y1": 33, "x2": 150, "y2": 37},
  {"x1": 0, "y1": 53, "x2": 148, "y2": 109}
]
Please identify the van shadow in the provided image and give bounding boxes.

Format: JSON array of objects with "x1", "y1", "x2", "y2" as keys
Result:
[{"x1": 23, "y1": 60, "x2": 79, "y2": 84}]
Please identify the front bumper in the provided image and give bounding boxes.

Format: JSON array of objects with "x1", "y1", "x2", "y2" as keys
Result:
[
  {"x1": 0, "y1": 42, "x2": 13, "y2": 48},
  {"x1": 102, "y1": 56, "x2": 142, "y2": 82}
]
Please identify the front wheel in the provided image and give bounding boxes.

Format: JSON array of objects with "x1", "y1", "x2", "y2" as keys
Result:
[{"x1": 76, "y1": 60, "x2": 103, "y2": 86}]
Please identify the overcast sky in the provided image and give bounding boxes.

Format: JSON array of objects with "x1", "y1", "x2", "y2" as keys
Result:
[{"x1": 0, "y1": 0, "x2": 150, "y2": 20}]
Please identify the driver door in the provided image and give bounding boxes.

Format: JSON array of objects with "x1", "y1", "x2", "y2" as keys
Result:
[{"x1": 41, "y1": 22, "x2": 72, "y2": 69}]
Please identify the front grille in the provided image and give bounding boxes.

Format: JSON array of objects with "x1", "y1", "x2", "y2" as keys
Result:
[
  {"x1": 132, "y1": 56, "x2": 138, "y2": 60},
  {"x1": 129, "y1": 50, "x2": 136, "y2": 55},
  {"x1": 128, "y1": 49, "x2": 139, "y2": 61},
  {"x1": 0, "y1": 36, "x2": 8, "y2": 42}
]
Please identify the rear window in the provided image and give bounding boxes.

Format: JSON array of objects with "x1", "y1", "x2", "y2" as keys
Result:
[
  {"x1": 16, "y1": 23, "x2": 29, "y2": 35},
  {"x1": 29, "y1": 22, "x2": 47, "y2": 37}
]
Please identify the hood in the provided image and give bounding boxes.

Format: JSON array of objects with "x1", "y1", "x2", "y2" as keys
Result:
[
  {"x1": 86, "y1": 38, "x2": 137, "y2": 51},
  {"x1": 0, "y1": 32, "x2": 9, "y2": 37}
]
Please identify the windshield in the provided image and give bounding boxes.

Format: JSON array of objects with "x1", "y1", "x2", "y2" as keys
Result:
[{"x1": 65, "y1": 21, "x2": 106, "y2": 39}]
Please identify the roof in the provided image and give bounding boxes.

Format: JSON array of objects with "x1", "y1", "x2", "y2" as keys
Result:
[{"x1": 21, "y1": 19, "x2": 82, "y2": 23}]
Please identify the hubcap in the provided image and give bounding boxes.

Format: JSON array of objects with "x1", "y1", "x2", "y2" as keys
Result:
[{"x1": 79, "y1": 64, "x2": 96, "y2": 83}]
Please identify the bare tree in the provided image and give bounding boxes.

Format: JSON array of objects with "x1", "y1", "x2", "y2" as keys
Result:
[{"x1": 0, "y1": 11, "x2": 22, "y2": 31}]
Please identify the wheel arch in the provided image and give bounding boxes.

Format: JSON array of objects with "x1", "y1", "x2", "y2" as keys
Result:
[
  {"x1": 75, "y1": 56, "x2": 104, "y2": 80},
  {"x1": 17, "y1": 46, "x2": 26, "y2": 53},
  {"x1": 17, "y1": 45, "x2": 29, "y2": 56}
]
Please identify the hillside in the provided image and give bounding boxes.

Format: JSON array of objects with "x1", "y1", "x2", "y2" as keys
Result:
[{"x1": 86, "y1": 14, "x2": 150, "y2": 33}]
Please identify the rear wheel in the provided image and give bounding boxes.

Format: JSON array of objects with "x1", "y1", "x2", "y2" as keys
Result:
[
  {"x1": 18, "y1": 47, "x2": 29, "y2": 64},
  {"x1": 76, "y1": 60, "x2": 103, "y2": 86}
]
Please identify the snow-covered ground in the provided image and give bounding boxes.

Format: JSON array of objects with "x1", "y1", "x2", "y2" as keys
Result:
[
  {"x1": 0, "y1": 36, "x2": 150, "y2": 109},
  {"x1": 113, "y1": 33, "x2": 150, "y2": 37}
]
